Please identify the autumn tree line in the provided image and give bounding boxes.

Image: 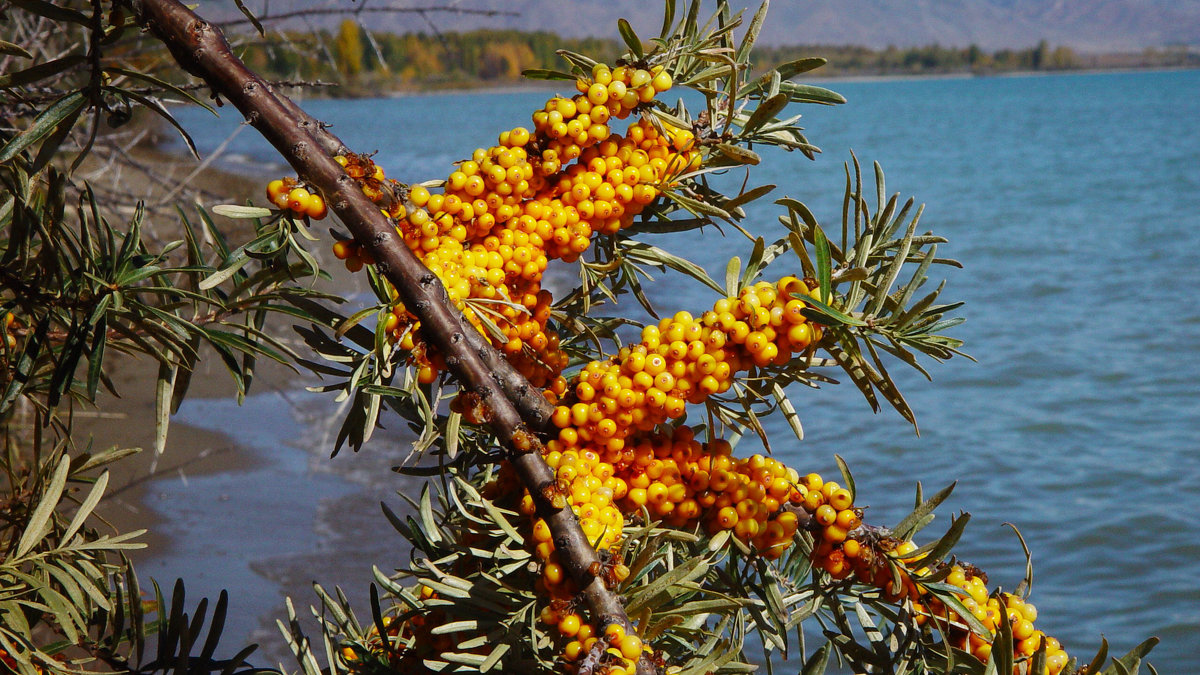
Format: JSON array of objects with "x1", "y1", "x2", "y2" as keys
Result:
[{"x1": 240, "y1": 20, "x2": 1198, "y2": 95}]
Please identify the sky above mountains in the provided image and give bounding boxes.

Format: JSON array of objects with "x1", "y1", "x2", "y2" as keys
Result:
[{"x1": 207, "y1": 0, "x2": 1200, "y2": 51}]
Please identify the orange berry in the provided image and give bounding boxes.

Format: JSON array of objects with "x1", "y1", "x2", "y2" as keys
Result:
[
  {"x1": 286, "y1": 187, "x2": 310, "y2": 212},
  {"x1": 558, "y1": 614, "x2": 581, "y2": 637},
  {"x1": 618, "y1": 635, "x2": 643, "y2": 660},
  {"x1": 305, "y1": 194, "x2": 327, "y2": 219}
]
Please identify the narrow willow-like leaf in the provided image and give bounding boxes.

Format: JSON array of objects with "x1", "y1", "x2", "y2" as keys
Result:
[
  {"x1": 867, "y1": 205, "x2": 922, "y2": 317},
  {"x1": 740, "y1": 237, "x2": 766, "y2": 288},
  {"x1": 833, "y1": 455, "x2": 855, "y2": 502},
  {"x1": 725, "y1": 256, "x2": 742, "y2": 295},
  {"x1": 991, "y1": 594, "x2": 1015, "y2": 675},
  {"x1": 10, "y1": 0, "x2": 88, "y2": 24},
  {"x1": 105, "y1": 65, "x2": 217, "y2": 112},
  {"x1": 621, "y1": 241, "x2": 725, "y2": 293},
  {"x1": 16, "y1": 455, "x2": 70, "y2": 557},
  {"x1": 907, "y1": 512, "x2": 970, "y2": 568},
  {"x1": 617, "y1": 18, "x2": 644, "y2": 59},
  {"x1": 419, "y1": 486, "x2": 442, "y2": 544},
  {"x1": 520, "y1": 68, "x2": 575, "y2": 81},
  {"x1": 665, "y1": 190, "x2": 733, "y2": 220},
  {"x1": 922, "y1": 583, "x2": 990, "y2": 637},
  {"x1": 1101, "y1": 638, "x2": 1158, "y2": 675},
  {"x1": 894, "y1": 481, "x2": 956, "y2": 540},
  {"x1": 716, "y1": 142, "x2": 761, "y2": 165},
  {"x1": 741, "y1": 93, "x2": 788, "y2": 135},
  {"x1": 773, "y1": 383, "x2": 803, "y2": 441},
  {"x1": 154, "y1": 361, "x2": 175, "y2": 455},
  {"x1": 778, "y1": 81, "x2": 846, "y2": 105},
  {"x1": 212, "y1": 204, "x2": 273, "y2": 219},
  {"x1": 725, "y1": 184, "x2": 776, "y2": 211},
  {"x1": 801, "y1": 642, "x2": 831, "y2": 675},
  {"x1": 115, "y1": 87, "x2": 200, "y2": 159},
  {"x1": 734, "y1": 1, "x2": 769, "y2": 63},
  {"x1": 0, "y1": 54, "x2": 86, "y2": 89},
  {"x1": 0, "y1": 39, "x2": 33, "y2": 58},
  {"x1": 1030, "y1": 642, "x2": 1049, "y2": 675},
  {"x1": 1004, "y1": 522, "x2": 1035, "y2": 598},
  {"x1": 0, "y1": 91, "x2": 86, "y2": 163},
  {"x1": 199, "y1": 590, "x2": 228, "y2": 666},
  {"x1": 799, "y1": 294, "x2": 866, "y2": 327},
  {"x1": 678, "y1": 638, "x2": 737, "y2": 675},
  {"x1": 813, "y1": 223, "x2": 832, "y2": 299},
  {"x1": 1087, "y1": 639, "x2": 1112, "y2": 675},
  {"x1": 59, "y1": 470, "x2": 109, "y2": 544},
  {"x1": 739, "y1": 57, "x2": 828, "y2": 97},
  {"x1": 625, "y1": 555, "x2": 709, "y2": 615}
]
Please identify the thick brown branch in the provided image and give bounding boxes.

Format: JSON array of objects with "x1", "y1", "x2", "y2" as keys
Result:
[{"x1": 130, "y1": 0, "x2": 641, "y2": 670}]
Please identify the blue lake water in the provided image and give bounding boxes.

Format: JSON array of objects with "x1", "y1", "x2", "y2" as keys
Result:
[{"x1": 163, "y1": 69, "x2": 1200, "y2": 670}]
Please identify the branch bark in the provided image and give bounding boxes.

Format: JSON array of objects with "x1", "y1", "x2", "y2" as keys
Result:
[{"x1": 130, "y1": 0, "x2": 644, "y2": 671}]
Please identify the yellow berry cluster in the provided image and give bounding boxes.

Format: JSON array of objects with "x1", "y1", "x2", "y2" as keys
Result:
[
  {"x1": 523, "y1": 275, "x2": 1072, "y2": 673},
  {"x1": 536, "y1": 601, "x2": 651, "y2": 675},
  {"x1": 794, "y1": 484, "x2": 1071, "y2": 674},
  {"x1": 548, "y1": 276, "x2": 826, "y2": 450},
  {"x1": 517, "y1": 432, "x2": 1070, "y2": 674},
  {"x1": 291, "y1": 64, "x2": 694, "y2": 390},
  {"x1": 504, "y1": 275, "x2": 831, "y2": 664},
  {"x1": 536, "y1": 63, "x2": 674, "y2": 171},
  {"x1": 906, "y1": 566, "x2": 1069, "y2": 673},
  {"x1": 265, "y1": 177, "x2": 328, "y2": 220}
]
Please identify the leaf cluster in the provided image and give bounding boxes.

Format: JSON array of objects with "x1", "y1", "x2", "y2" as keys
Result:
[
  {"x1": 2, "y1": 3, "x2": 352, "y2": 673},
  {"x1": 0, "y1": 436, "x2": 273, "y2": 675}
]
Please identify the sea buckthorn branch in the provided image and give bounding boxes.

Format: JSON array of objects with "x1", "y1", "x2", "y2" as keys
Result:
[
  {"x1": 254, "y1": 18, "x2": 967, "y2": 675},
  {"x1": 130, "y1": 0, "x2": 652, "y2": 672}
]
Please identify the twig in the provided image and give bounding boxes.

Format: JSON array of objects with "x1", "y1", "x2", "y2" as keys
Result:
[
  {"x1": 214, "y1": 6, "x2": 519, "y2": 29},
  {"x1": 129, "y1": 1, "x2": 649, "y2": 672}
]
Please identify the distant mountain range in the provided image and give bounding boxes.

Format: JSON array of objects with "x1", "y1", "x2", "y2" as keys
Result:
[{"x1": 207, "y1": 0, "x2": 1200, "y2": 52}]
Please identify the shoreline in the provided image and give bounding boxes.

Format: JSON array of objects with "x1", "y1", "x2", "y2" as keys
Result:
[
  {"x1": 78, "y1": 139, "x2": 427, "y2": 661},
  {"x1": 285, "y1": 63, "x2": 1200, "y2": 100},
  {"x1": 74, "y1": 140, "x2": 340, "y2": 656},
  {"x1": 81, "y1": 139, "x2": 288, "y2": 548},
  {"x1": 811, "y1": 63, "x2": 1200, "y2": 84}
]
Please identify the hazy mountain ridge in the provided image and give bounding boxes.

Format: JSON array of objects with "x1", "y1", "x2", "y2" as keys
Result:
[{"x1": 205, "y1": 0, "x2": 1200, "y2": 52}]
